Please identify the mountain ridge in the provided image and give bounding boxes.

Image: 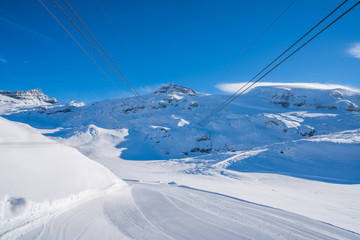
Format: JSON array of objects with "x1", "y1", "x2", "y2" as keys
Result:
[
  {"x1": 0, "y1": 89, "x2": 57, "y2": 104},
  {"x1": 1, "y1": 83, "x2": 359, "y2": 178}
]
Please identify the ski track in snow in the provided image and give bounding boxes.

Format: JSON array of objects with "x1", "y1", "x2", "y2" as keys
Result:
[{"x1": 15, "y1": 183, "x2": 360, "y2": 240}]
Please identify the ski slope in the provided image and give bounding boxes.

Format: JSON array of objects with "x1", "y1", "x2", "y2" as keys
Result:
[
  {"x1": 0, "y1": 117, "x2": 125, "y2": 239},
  {"x1": 17, "y1": 182, "x2": 360, "y2": 240},
  {"x1": 1, "y1": 83, "x2": 360, "y2": 238}
]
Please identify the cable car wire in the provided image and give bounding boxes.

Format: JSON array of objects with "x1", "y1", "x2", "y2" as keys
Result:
[
  {"x1": 217, "y1": 0, "x2": 298, "y2": 83},
  {"x1": 38, "y1": 0, "x2": 126, "y2": 97},
  {"x1": 197, "y1": 0, "x2": 353, "y2": 126},
  {"x1": 62, "y1": 0, "x2": 145, "y2": 103}
]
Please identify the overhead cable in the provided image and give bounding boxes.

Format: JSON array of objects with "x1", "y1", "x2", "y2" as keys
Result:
[
  {"x1": 197, "y1": 0, "x2": 354, "y2": 125},
  {"x1": 38, "y1": 0, "x2": 126, "y2": 97},
  {"x1": 62, "y1": 0, "x2": 145, "y2": 103},
  {"x1": 217, "y1": 0, "x2": 298, "y2": 83},
  {"x1": 52, "y1": 0, "x2": 143, "y2": 103}
]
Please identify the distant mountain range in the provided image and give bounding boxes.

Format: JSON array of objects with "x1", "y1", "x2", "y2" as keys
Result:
[{"x1": 1, "y1": 82, "x2": 360, "y2": 183}]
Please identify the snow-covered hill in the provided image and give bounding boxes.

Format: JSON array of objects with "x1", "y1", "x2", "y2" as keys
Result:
[{"x1": 0, "y1": 117, "x2": 125, "y2": 239}]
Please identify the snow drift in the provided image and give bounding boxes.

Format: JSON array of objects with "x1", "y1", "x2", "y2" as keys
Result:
[{"x1": 0, "y1": 117, "x2": 124, "y2": 236}]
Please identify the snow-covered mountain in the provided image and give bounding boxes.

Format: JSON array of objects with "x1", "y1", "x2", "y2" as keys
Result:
[
  {"x1": 2, "y1": 83, "x2": 360, "y2": 182},
  {"x1": 2, "y1": 84, "x2": 360, "y2": 167},
  {"x1": 0, "y1": 89, "x2": 57, "y2": 103},
  {"x1": 0, "y1": 89, "x2": 59, "y2": 115},
  {"x1": 1, "y1": 83, "x2": 360, "y2": 237}
]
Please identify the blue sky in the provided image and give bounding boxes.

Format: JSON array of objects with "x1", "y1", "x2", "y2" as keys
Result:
[{"x1": 0, "y1": 0, "x2": 359, "y2": 102}]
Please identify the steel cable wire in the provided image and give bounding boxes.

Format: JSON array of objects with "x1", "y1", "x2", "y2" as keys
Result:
[
  {"x1": 197, "y1": 0, "x2": 359, "y2": 126},
  {"x1": 38, "y1": 0, "x2": 127, "y2": 98},
  {"x1": 197, "y1": 0, "x2": 351, "y2": 125}
]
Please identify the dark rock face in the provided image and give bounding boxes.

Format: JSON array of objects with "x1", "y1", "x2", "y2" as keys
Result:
[
  {"x1": 122, "y1": 106, "x2": 145, "y2": 114},
  {"x1": 0, "y1": 89, "x2": 58, "y2": 104},
  {"x1": 8, "y1": 197, "x2": 27, "y2": 215},
  {"x1": 270, "y1": 89, "x2": 293, "y2": 108},
  {"x1": 299, "y1": 130, "x2": 316, "y2": 137},
  {"x1": 347, "y1": 103, "x2": 360, "y2": 112},
  {"x1": 264, "y1": 120, "x2": 280, "y2": 127},
  {"x1": 196, "y1": 135, "x2": 211, "y2": 142},
  {"x1": 190, "y1": 147, "x2": 212, "y2": 153},
  {"x1": 318, "y1": 105, "x2": 337, "y2": 110},
  {"x1": 47, "y1": 108, "x2": 72, "y2": 115},
  {"x1": 272, "y1": 101, "x2": 290, "y2": 108}
]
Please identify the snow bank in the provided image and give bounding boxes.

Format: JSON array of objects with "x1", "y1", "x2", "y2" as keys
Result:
[{"x1": 0, "y1": 117, "x2": 124, "y2": 234}]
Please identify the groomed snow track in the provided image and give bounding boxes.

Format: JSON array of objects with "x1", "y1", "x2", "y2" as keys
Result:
[{"x1": 18, "y1": 182, "x2": 360, "y2": 240}]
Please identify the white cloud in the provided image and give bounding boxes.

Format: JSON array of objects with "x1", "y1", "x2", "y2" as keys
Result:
[
  {"x1": 348, "y1": 43, "x2": 360, "y2": 59},
  {"x1": 0, "y1": 57, "x2": 7, "y2": 63},
  {"x1": 216, "y1": 82, "x2": 360, "y2": 94}
]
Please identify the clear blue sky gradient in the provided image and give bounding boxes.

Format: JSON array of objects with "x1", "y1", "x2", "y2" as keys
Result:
[{"x1": 0, "y1": 0, "x2": 359, "y2": 102}]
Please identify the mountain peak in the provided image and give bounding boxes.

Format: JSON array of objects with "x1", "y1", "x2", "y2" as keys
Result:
[
  {"x1": 0, "y1": 89, "x2": 58, "y2": 104},
  {"x1": 153, "y1": 83, "x2": 196, "y2": 97}
]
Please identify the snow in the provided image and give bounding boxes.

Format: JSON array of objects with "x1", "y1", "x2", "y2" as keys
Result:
[
  {"x1": 57, "y1": 124, "x2": 129, "y2": 159},
  {"x1": 172, "y1": 114, "x2": 190, "y2": 127},
  {"x1": 264, "y1": 113, "x2": 302, "y2": 128},
  {"x1": 69, "y1": 100, "x2": 85, "y2": 107},
  {"x1": 217, "y1": 82, "x2": 360, "y2": 93},
  {"x1": 16, "y1": 183, "x2": 360, "y2": 240},
  {"x1": 4, "y1": 82, "x2": 360, "y2": 159},
  {"x1": 0, "y1": 89, "x2": 57, "y2": 115},
  {"x1": 94, "y1": 157, "x2": 360, "y2": 234},
  {"x1": 305, "y1": 129, "x2": 360, "y2": 144},
  {"x1": 0, "y1": 117, "x2": 121, "y2": 202},
  {"x1": 0, "y1": 117, "x2": 125, "y2": 238},
  {"x1": 1, "y1": 83, "x2": 360, "y2": 238}
]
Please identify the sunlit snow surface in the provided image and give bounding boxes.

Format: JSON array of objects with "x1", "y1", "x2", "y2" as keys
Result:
[
  {"x1": 0, "y1": 117, "x2": 125, "y2": 239},
  {"x1": 17, "y1": 183, "x2": 360, "y2": 240},
  {"x1": 1, "y1": 83, "x2": 360, "y2": 238}
]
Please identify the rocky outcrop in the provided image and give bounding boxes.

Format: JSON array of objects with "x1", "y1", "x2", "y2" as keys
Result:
[
  {"x1": 154, "y1": 83, "x2": 196, "y2": 97},
  {"x1": 0, "y1": 89, "x2": 58, "y2": 104}
]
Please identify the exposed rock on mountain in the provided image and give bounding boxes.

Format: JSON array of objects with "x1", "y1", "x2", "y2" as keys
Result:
[
  {"x1": 0, "y1": 89, "x2": 57, "y2": 104},
  {"x1": 1, "y1": 83, "x2": 360, "y2": 161}
]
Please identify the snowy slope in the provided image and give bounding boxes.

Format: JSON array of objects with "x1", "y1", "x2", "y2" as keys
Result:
[
  {"x1": 2, "y1": 83, "x2": 360, "y2": 182},
  {"x1": 0, "y1": 117, "x2": 125, "y2": 238},
  {"x1": 66, "y1": 83, "x2": 360, "y2": 157},
  {"x1": 226, "y1": 129, "x2": 360, "y2": 183},
  {"x1": 3, "y1": 118, "x2": 358, "y2": 240},
  {"x1": 1, "y1": 83, "x2": 360, "y2": 237},
  {"x1": 18, "y1": 182, "x2": 360, "y2": 240}
]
